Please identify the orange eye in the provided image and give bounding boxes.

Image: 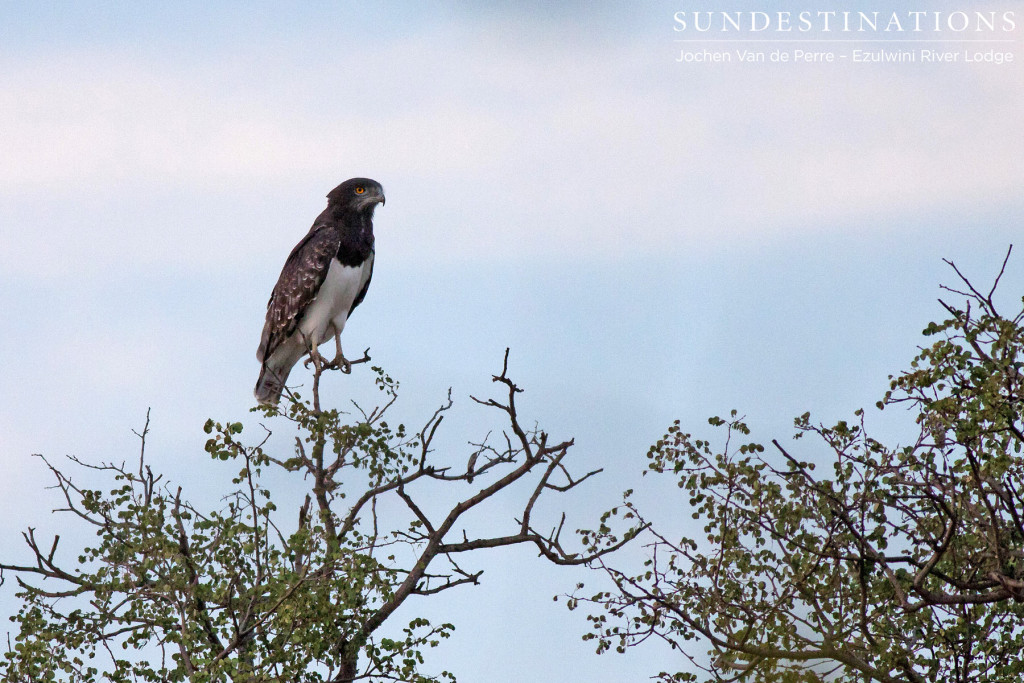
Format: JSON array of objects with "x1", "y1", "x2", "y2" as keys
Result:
[{"x1": 355, "y1": 186, "x2": 365, "y2": 194}]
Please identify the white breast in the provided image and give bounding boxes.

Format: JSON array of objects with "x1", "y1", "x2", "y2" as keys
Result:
[{"x1": 296, "y1": 255, "x2": 373, "y2": 347}]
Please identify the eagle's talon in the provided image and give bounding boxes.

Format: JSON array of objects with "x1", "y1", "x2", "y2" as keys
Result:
[
  {"x1": 320, "y1": 356, "x2": 352, "y2": 374},
  {"x1": 304, "y1": 348, "x2": 326, "y2": 373},
  {"x1": 329, "y1": 337, "x2": 352, "y2": 373}
]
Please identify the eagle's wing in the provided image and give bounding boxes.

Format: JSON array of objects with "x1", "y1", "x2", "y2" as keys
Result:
[{"x1": 257, "y1": 224, "x2": 341, "y2": 363}]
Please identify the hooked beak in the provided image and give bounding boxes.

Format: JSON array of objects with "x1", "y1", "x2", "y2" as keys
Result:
[{"x1": 358, "y1": 191, "x2": 386, "y2": 210}]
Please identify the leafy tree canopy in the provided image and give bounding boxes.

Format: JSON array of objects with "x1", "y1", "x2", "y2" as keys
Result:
[
  {"x1": 571, "y1": 250, "x2": 1024, "y2": 683},
  {"x1": 1, "y1": 354, "x2": 638, "y2": 682}
]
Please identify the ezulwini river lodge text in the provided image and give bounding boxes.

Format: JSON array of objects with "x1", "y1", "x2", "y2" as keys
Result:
[{"x1": 675, "y1": 48, "x2": 1015, "y2": 64}]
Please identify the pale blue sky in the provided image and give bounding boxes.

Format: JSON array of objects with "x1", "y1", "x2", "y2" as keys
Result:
[{"x1": 1, "y1": 1, "x2": 1022, "y2": 681}]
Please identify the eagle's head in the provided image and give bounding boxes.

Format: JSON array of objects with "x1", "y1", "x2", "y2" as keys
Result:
[{"x1": 327, "y1": 178, "x2": 386, "y2": 216}]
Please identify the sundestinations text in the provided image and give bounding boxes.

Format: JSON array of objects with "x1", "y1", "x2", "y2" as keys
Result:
[{"x1": 672, "y1": 10, "x2": 1016, "y2": 33}]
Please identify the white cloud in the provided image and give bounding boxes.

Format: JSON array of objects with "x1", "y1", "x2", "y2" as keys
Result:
[{"x1": 0, "y1": 19, "x2": 1021, "y2": 277}]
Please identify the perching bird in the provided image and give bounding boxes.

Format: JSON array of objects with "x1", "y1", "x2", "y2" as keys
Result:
[{"x1": 255, "y1": 178, "x2": 385, "y2": 405}]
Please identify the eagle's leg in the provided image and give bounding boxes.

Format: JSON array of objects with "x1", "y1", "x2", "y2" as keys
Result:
[
  {"x1": 303, "y1": 339, "x2": 327, "y2": 373},
  {"x1": 329, "y1": 332, "x2": 352, "y2": 374}
]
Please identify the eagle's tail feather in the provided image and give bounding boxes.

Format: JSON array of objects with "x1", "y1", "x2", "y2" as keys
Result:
[{"x1": 254, "y1": 363, "x2": 290, "y2": 406}]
